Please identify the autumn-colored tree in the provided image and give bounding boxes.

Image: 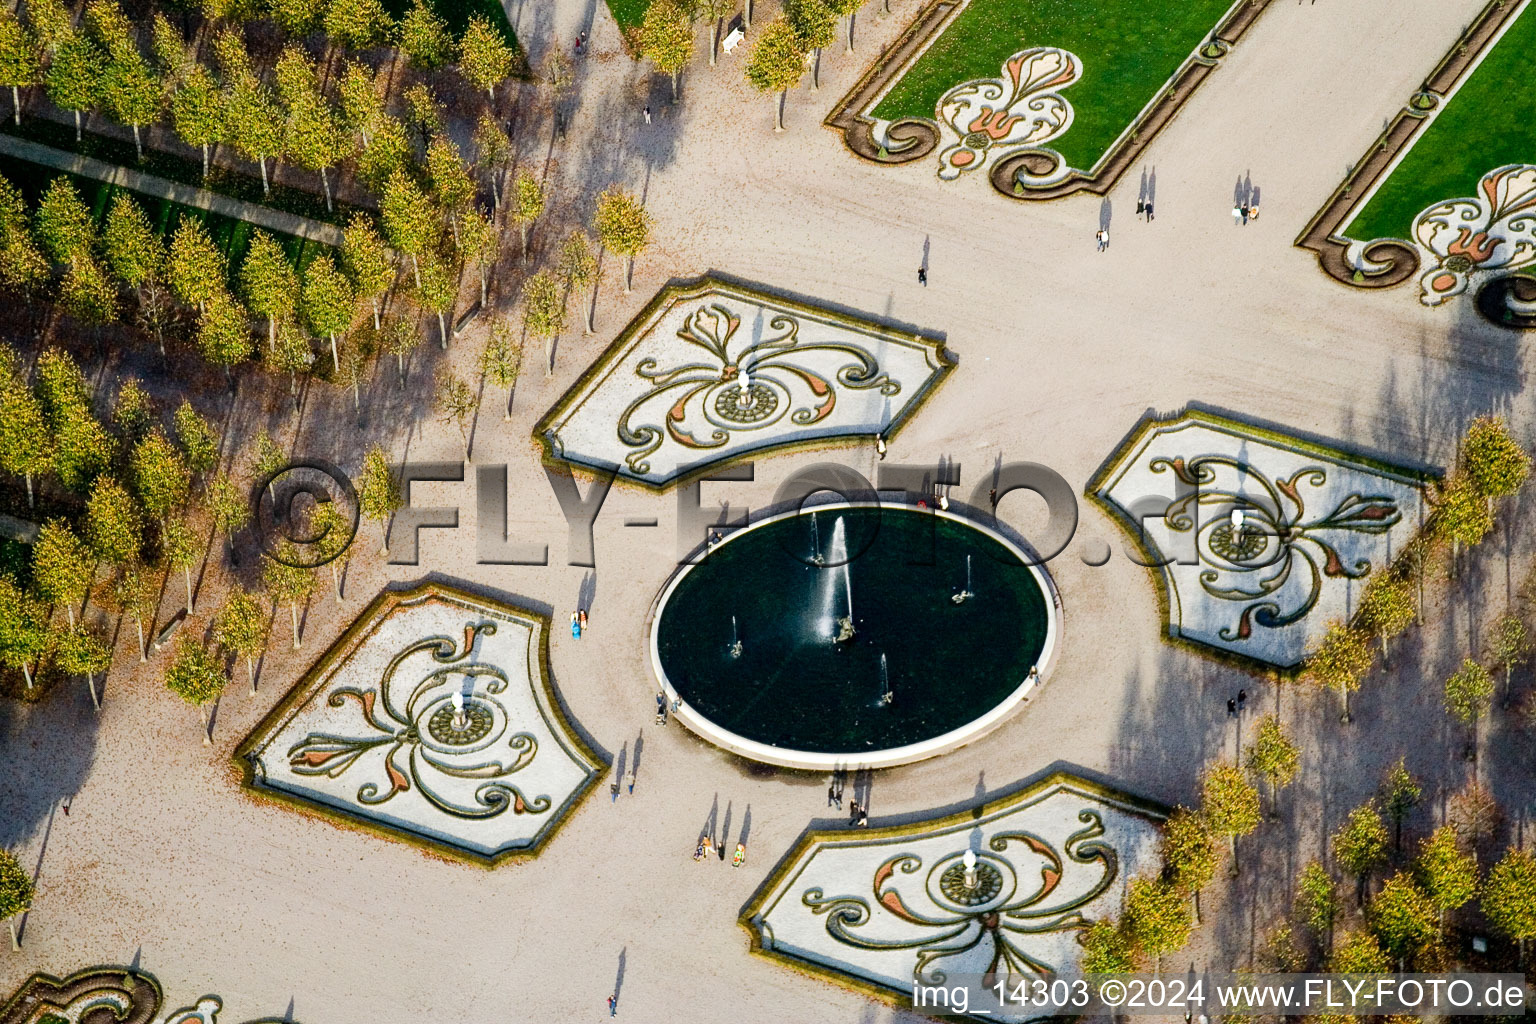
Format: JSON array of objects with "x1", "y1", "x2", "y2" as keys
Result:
[
  {"x1": 341, "y1": 215, "x2": 393, "y2": 330},
  {"x1": 457, "y1": 14, "x2": 515, "y2": 100},
  {"x1": 33, "y1": 519, "x2": 92, "y2": 627},
  {"x1": 0, "y1": 372, "x2": 51, "y2": 507},
  {"x1": 593, "y1": 186, "x2": 650, "y2": 292},
  {"x1": 459, "y1": 209, "x2": 497, "y2": 306},
  {"x1": 0, "y1": 175, "x2": 46, "y2": 294},
  {"x1": 130, "y1": 430, "x2": 191, "y2": 526},
  {"x1": 557, "y1": 230, "x2": 599, "y2": 334},
  {"x1": 0, "y1": 11, "x2": 40, "y2": 126},
  {"x1": 262, "y1": 548, "x2": 315, "y2": 648},
  {"x1": 1244, "y1": 713, "x2": 1299, "y2": 816},
  {"x1": 1462, "y1": 415, "x2": 1529, "y2": 512},
  {"x1": 1368, "y1": 871, "x2": 1436, "y2": 969},
  {"x1": 0, "y1": 847, "x2": 33, "y2": 950},
  {"x1": 46, "y1": 31, "x2": 103, "y2": 142},
  {"x1": 226, "y1": 73, "x2": 285, "y2": 195},
  {"x1": 695, "y1": 0, "x2": 733, "y2": 65},
  {"x1": 357, "y1": 444, "x2": 400, "y2": 554},
  {"x1": 1485, "y1": 612, "x2": 1530, "y2": 704},
  {"x1": 196, "y1": 290, "x2": 255, "y2": 379},
  {"x1": 34, "y1": 175, "x2": 94, "y2": 265},
  {"x1": 1444, "y1": 658, "x2": 1494, "y2": 775},
  {"x1": 381, "y1": 169, "x2": 436, "y2": 286},
  {"x1": 36, "y1": 348, "x2": 114, "y2": 492},
  {"x1": 1296, "y1": 860, "x2": 1340, "y2": 951},
  {"x1": 105, "y1": 559, "x2": 156, "y2": 661},
  {"x1": 302, "y1": 252, "x2": 355, "y2": 372},
  {"x1": 1159, "y1": 807, "x2": 1216, "y2": 922},
  {"x1": 400, "y1": 0, "x2": 453, "y2": 69},
  {"x1": 0, "y1": 574, "x2": 49, "y2": 691},
  {"x1": 1078, "y1": 918, "x2": 1137, "y2": 974},
  {"x1": 472, "y1": 112, "x2": 510, "y2": 209},
  {"x1": 240, "y1": 230, "x2": 298, "y2": 350},
  {"x1": 417, "y1": 255, "x2": 456, "y2": 351},
  {"x1": 163, "y1": 633, "x2": 226, "y2": 744},
  {"x1": 172, "y1": 400, "x2": 219, "y2": 482},
  {"x1": 159, "y1": 514, "x2": 200, "y2": 614},
  {"x1": 522, "y1": 269, "x2": 565, "y2": 377},
  {"x1": 1200, "y1": 761, "x2": 1261, "y2": 875},
  {"x1": 1333, "y1": 801, "x2": 1389, "y2": 904},
  {"x1": 55, "y1": 623, "x2": 110, "y2": 710},
  {"x1": 826, "y1": 0, "x2": 867, "y2": 52},
  {"x1": 745, "y1": 15, "x2": 805, "y2": 130},
  {"x1": 434, "y1": 369, "x2": 478, "y2": 462},
  {"x1": 1122, "y1": 876, "x2": 1190, "y2": 973},
  {"x1": 97, "y1": 27, "x2": 159, "y2": 159},
  {"x1": 308, "y1": 499, "x2": 352, "y2": 601},
  {"x1": 381, "y1": 314, "x2": 421, "y2": 390},
  {"x1": 638, "y1": 0, "x2": 693, "y2": 102},
  {"x1": 168, "y1": 216, "x2": 227, "y2": 311},
  {"x1": 480, "y1": 316, "x2": 521, "y2": 418},
  {"x1": 102, "y1": 195, "x2": 170, "y2": 352},
  {"x1": 86, "y1": 475, "x2": 142, "y2": 566},
  {"x1": 784, "y1": 0, "x2": 834, "y2": 89},
  {"x1": 1448, "y1": 779, "x2": 1501, "y2": 856},
  {"x1": 1433, "y1": 474, "x2": 1493, "y2": 572},
  {"x1": 1380, "y1": 757, "x2": 1420, "y2": 852},
  {"x1": 1307, "y1": 619, "x2": 1373, "y2": 722},
  {"x1": 1415, "y1": 825, "x2": 1477, "y2": 938},
  {"x1": 214, "y1": 585, "x2": 267, "y2": 694},
  {"x1": 509, "y1": 169, "x2": 544, "y2": 264},
  {"x1": 171, "y1": 65, "x2": 223, "y2": 177},
  {"x1": 206, "y1": 469, "x2": 249, "y2": 562},
  {"x1": 1482, "y1": 847, "x2": 1536, "y2": 964},
  {"x1": 1357, "y1": 571, "x2": 1414, "y2": 662},
  {"x1": 323, "y1": 0, "x2": 390, "y2": 49}
]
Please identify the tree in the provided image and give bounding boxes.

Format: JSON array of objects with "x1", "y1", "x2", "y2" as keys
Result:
[
  {"x1": 36, "y1": 348, "x2": 113, "y2": 492},
  {"x1": 130, "y1": 431, "x2": 191, "y2": 526},
  {"x1": 59, "y1": 254, "x2": 119, "y2": 327},
  {"x1": 695, "y1": 0, "x2": 733, "y2": 66},
  {"x1": 1244, "y1": 713, "x2": 1299, "y2": 816},
  {"x1": 249, "y1": 430, "x2": 284, "y2": 503},
  {"x1": 240, "y1": 230, "x2": 298, "y2": 350},
  {"x1": 0, "y1": 12, "x2": 40, "y2": 126},
  {"x1": 382, "y1": 314, "x2": 421, "y2": 390},
  {"x1": 1307, "y1": 619, "x2": 1372, "y2": 722},
  {"x1": 425, "y1": 136, "x2": 474, "y2": 247},
  {"x1": 99, "y1": 36, "x2": 159, "y2": 159},
  {"x1": 214, "y1": 585, "x2": 267, "y2": 694},
  {"x1": 341, "y1": 215, "x2": 393, "y2": 330},
  {"x1": 302, "y1": 252, "x2": 355, "y2": 372},
  {"x1": 1433, "y1": 475, "x2": 1493, "y2": 570},
  {"x1": 1357, "y1": 571, "x2": 1414, "y2": 662},
  {"x1": 163, "y1": 633, "x2": 226, "y2": 745},
  {"x1": 357, "y1": 445, "x2": 400, "y2": 554},
  {"x1": 172, "y1": 400, "x2": 219, "y2": 481},
  {"x1": 329, "y1": 341, "x2": 365, "y2": 418},
  {"x1": 557, "y1": 230, "x2": 598, "y2": 334},
  {"x1": 309, "y1": 499, "x2": 351, "y2": 601},
  {"x1": 1368, "y1": 871, "x2": 1436, "y2": 969},
  {"x1": 1079, "y1": 918, "x2": 1137, "y2": 974},
  {"x1": 284, "y1": 88, "x2": 347, "y2": 211},
  {"x1": 1448, "y1": 779, "x2": 1501, "y2": 855},
  {"x1": 1462, "y1": 415, "x2": 1529, "y2": 511},
  {"x1": 267, "y1": 0, "x2": 326, "y2": 36},
  {"x1": 197, "y1": 290, "x2": 254, "y2": 379},
  {"x1": 168, "y1": 216, "x2": 227, "y2": 312},
  {"x1": 1486, "y1": 612, "x2": 1530, "y2": 704},
  {"x1": 169, "y1": 65, "x2": 223, "y2": 178},
  {"x1": 1380, "y1": 757, "x2": 1420, "y2": 852},
  {"x1": 593, "y1": 187, "x2": 650, "y2": 292},
  {"x1": 0, "y1": 575, "x2": 48, "y2": 691},
  {"x1": 1334, "y1": 801, "x2": 1389, "y2": 904},
  {"x1": 262, "y1": 550, "x2": 315, "y2": 648},
  {"x1": 26, "y1": 0, "x2": 72, "y2": 56},
  {"x1": 102, "y1": 193, "x2": 166, "y2": 305},
  {"x1": 744, "y1": 16, "x2": 805, "y2": 131},
  {"x1": 337, "y1": 60, "x2": 382, "y2": 148},
  {"x1": 206, "y1": 470, "x2": 249, "y2": 563},
  {"x1": 112, "y1": 378, "x2": 154, "y2": 443},
  {"x1": 434, "y1": 370, "x2": 478, "y2": 462},
  {"x1": 472, "y1": 112, "x2": 510, "y2": 209},
  {"x1": 510, "y1": 170, "x2": 544, "y2": 263},
  {"x1": 522, "y1": 269, "x2": 565, "y2": 376},
  {"x1": 826, "y1": 0, "x2": 867, "y2": 53},
  {"x1": 35, "y1": 176, "x2": 95, "y2": 265},
  {"x1": 1158, "y1": 807, "x2": 1216, "y2": 922},
  {"x1": 417, "y1": 255, "x2": 457, "y2": 351},
  {"x1": 543, "y1": 48, "x2": 574, "y2": 131},
  {"x1": 400, "y1": 0, "x2": 453, "y2": 69},
  {"x1": 46, "y1": 32, "x2": 103, "y2": 142},
  {"x1": 55, "y1": 623, "x2": 110, "y2": 710},
  {"x1": 226, "y1": 74, "x2": 284, "y2": 195},
  {"x1": 323, "y1": 0, "x2": 390, "y2": 49},
  {"x1": 356, "y1": 113, "x2": 409, "y2": 190},
  {"x1": 480, "y1": 316, "x2": 521, "y2": 418},
  {"x1": 33, "y1": 519, "x2": 92, "y2": 627},
  {"x1": 0, "y1": 175, "x2": 46, "y2": 294},
  {"x1": 160, "y1": 514, "x2": 201, "y2": 613},
  {"x1": 86, "y1": 476, "x2": 141, "y2": 566},
  {"x1": 1200, "y1": 761, "x2": 1260, "y2": 875},
  {"x1": 1296, "y1": 860, "x2": 1340, "y2": 950},
  {"x1": 784, "y1": 0, "x2": 834, "y2": 90},
  {"x1": 0, "y1": 847, "x2": 33, "y2": 950},
  {"x1": 1482, "y1": 847, "x2": 1536, "y2": 964},
  {"x1": 1122, "y1": 876, "x2": 1189, "y2": 974},
  {"x1": 638, "y1": 0, "x2": 693, "y2": 103},
  {"x1": 1329, "y1": 929, "x2": 1389, "y2": 974},
  {"x1": 1415, "y1": 826, "x2": 1476, "y2": 938},
  {"x1": 0, "y1": 375, "x2": 51, "y2": 507},
  {"x1": 459, "y1": 209, "x2": 497, "y2": 306},
  {"x1": 381, "y1": 169, "x2": 436, "y2": 287},
  {"x1": 1444, "y1": 657, "x2": 1494, "y2": 774},
  {"x1": 458, "y1": 14, "x2": 514, "y2": 100}
]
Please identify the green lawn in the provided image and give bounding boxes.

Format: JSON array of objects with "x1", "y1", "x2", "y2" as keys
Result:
[
  {"x1": 1345, "y1": 4, "x2": 1536, "y2": 242},
  {"x1": 870, "y1": 0, "x2": 1235, "y2": 172},
  {"x1": 606, "y1": 0, "x2": 649, "y2": 32},
  {"x1": 0, "y1": 154, "x2": 327, "y2": 278}
]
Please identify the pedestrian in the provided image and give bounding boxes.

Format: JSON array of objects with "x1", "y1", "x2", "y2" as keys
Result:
[
  {"x1": 655, "y1": 691, "x2": 668, "y2": 726},
  {"x1": 732, "y1": 842, "x2": 746, "y2": 867},
  {"x1": 989, "y1": 488, "x2": 997, "y2": 508},
  {"x1": 1136, "y1": 199, "x2": 1144, "y2": 216},
  {"x1": 702, "y1": 835, "x2": 715, "y2": 860},
  {"x1": 1101, "y1": 228, "x2": 1109, "y2": 250},
  {"x1": 1094, "y1": 228, "x2": 1106, "y2": 252},
  {"x1": 876, "y1": 435, "x2": 887, "y2": 460},
  {"x1": 643, "y1": 105, "x2": 651, "y2": 124},
  {"x1": 1227, "y1": 697, "x2": 1237, "y2": 716},
  {"x1": 917, "y1": 266, "x2": 927, "y2": 286},
  {"x1": 610, "y1": 781, "x2": 620, "y2": 802},
  {"x1": 693, "y1": 836, "x2": 707, "y2": 860},
  {"x1": 571, "y1": 611, "x2": 581, "y2": 639},
  {"x1": 626, "y1": 769, "x2": 636, "y2": 794},
  {"x1": 858, "y1": 808, "x2": 869, "y2": 827},
  {"x1": 1145, "y1": 202, "x2": 1154, "y2": 221},
  {"x1": 827, "y1": 784, "x2": 837, "y2": 807},
  {"x1": 61, "y1": 797, "x2": 70, "y2": 817},
  {"x1": 1237, "y1": 688, "x2": 1247, "y2": 709},
  {"x1": 608, "y1": 994, "x2": 617, "y2": 1017},
  {"x1": 1240, "y1": 203, "x2": 1249, "y2": 225},
  {"x1": 849, "y1": 799, "x2": 860, "y2": 826},
  {"x1": 579, "y1": 608, "x2": 589, "y2": 632},
  {"x1": 1231, "y1": 203, "x2": 1242, "y2": 226},
  {"x1": 1248, "y1": 203, "x2": 1259, "y2": 222}
]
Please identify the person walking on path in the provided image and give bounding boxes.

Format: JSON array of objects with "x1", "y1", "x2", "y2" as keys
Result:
[
  {"x1": 1248, "y1": 204, "x2": 1259, "y2": 223},
  {"x1": 571, "y1": 612, "x2": 581, "y2": 638},
  {"x1": 626, "y1": 769, "x2": 636, "y2": 795},
  {"x1": 608, "y1": 994, "x2": 617, "y2": 1016},
  {"x1": 1240, "y1": 204, "x2": 1250, "y2": 225},
  {"x1": 1145, "y1": 202, "x2": 1154, "y2": 221},
  {"x1": 1227, "y1": 697, "x2": 1237, "y2": 716},
  {"x1": 917, "y1": 266, "x2": 927, "y2": 286},
  {"x1": 643, "y1": 105, "x2": 651, "y2": 124},
  {"x1": 655, "y1": 692, "x2": 668, "y2": 726},
  {"x1": 732, "y1": 842, "x2": 746, "y2": 867},
  {"x1": 579, "y1": 609, "x2": 589, "y2": 632},
  {"x1": 849, "y1": 799, "x2": 861, "y2": 827},
  {"x1": 1232, "y1": 204, "x2": 1242, "y2": 226},
  {"x1": 1094, "y1": 229, "x2": 1107, "y2": 252},
  {"x1": 827, "y1": 784, "x2": 837, "y2": 807},
  {"x1": 694, "y1": 836, "x2": 707, "y2": 861}
]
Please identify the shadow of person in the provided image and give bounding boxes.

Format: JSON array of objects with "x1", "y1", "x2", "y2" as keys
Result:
[{"x1": 1099, "y1": 197, "x2": 1112, "y2": 231}]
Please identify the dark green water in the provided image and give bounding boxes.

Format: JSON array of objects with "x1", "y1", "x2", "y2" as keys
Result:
[{"x1": 655, "y1": 507, "x2": 1051, "y2": 755}]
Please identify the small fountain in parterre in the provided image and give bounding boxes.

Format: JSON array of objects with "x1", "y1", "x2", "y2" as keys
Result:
[{"x1": 951, "y1": 555, "x2": 974, "y2": 604}]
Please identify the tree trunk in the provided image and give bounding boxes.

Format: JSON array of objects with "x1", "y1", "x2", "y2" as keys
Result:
[
  {"x1": 184, "y1": 566, "x2": 194, "y2": 612},
  {"x1": 371, "y1": 297, "x2": 380, "y2": 331},
  {"x1": 811, "y1": 49, "x2": 821, "y2": 91},
  {"x1": 7, "y1": 918, "x2": 17, "y2": 951},
  {"x1": 1192, "y1": 890, "x2": 1201, "y2": 924},
  {"x1": 489, "y1": 173, "x2": 500, "y2": 212},
  {"x1": 625, "y1": 256, "x2": 634, "y2": 293},
  {"x1": 520, "y1": 222, "x2": 529, "y2": 263},
  {"x1": 132, "y1": 123, "x2": 143, "y2": 160},
  {"x1": 437, "y1": 312, "x2": 448, "y2": 349},
  {"x1": 1340, "y1": 683, "x2": 1351, "y2": 723},
  {"x1": 320, "y1": 166, "x2": 333, "y2": 211},
  {"x1": 202, "y1": 143, "x2": 209, "y2": 177},
  {"x1": 201, "y1": 704, "x2": 211, "y2": 746},
  {"x1": 586, "y1": 283, "x2": 596, "y2": 334},
  {"x1": 544, "y1": 333, "x2": 553, "y2": 376},
  {"x1": 410, "y1": 253, "x2": 421, "y2": 288},
  {"x1": 329, "y1": 333, "x2": 340, "y2": 373},
  {"x1": 259, "y1": 156, "x2": 270, "y2": 195},
  {"x1": 24, "y1": 472, "x2": 32, "y2": 508},
  {"x1": 290, "y1": 602, "x2": 301, "y2": 648},
  {"x1": 671, "y1": 70, "x2": 679, "y2": 102},
  {"x1": 73, "y1": 108, "x2": 81, "y2": 141},
  {"x1": 847, "y1": 13, "x2": 855, "y2": 52},
  {"x1": 10, "y1": 85, "x2": 18, "y2": 126},
  {"x1": 330, "y1": 562, "x2": 341, "y2": 601},
  {"x1": 774, "y1": 90, "x2": 785, "y2": 132},
  {"x1": 380, "y1": 520, "x2": 389, "y2": 556},
  {"x1": 1229, "y1": 833, "x2": 1239, "y2": 876},
  {"x1": 65, "y1": 602, "x2": 74, "y2": 628},
  {"x1": 459, "y1": 428, "x2": 471, "y2": 463},
  {"x1": 504, "y1": 386, "x2": 513, "y2": 420},
  {"x1": 86, "y1": 671, "x2": 99, "y2": 710},
  {"x1": 268, "y1": 314, "x2": 276, "y2": 350},
  {"x1": 396, "y1": 350, "x2": 406, "y2": 389},
  {"x1": 710, "y1": 20, "x2": 719, "y2": 65},
  {"x1": 21, "y1": 660, "x2": 32, "y2": 691},
  {"x1": 479, "y1": 268, "x2": 488, "y2": 306},
  {"x1": 246, "y1": 656, "x2": 256, "y2": 695},
  {"x1": 745, "y1": 0, "x2": 752, "y2": 27},
  {"x1": 135, "y1": 618, "x2": 146, "y2": 661}
]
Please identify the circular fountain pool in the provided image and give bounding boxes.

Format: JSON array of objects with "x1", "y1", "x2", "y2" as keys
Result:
[{"x1": 649, "y1": 503, "x2": 1060, "y2": 769}]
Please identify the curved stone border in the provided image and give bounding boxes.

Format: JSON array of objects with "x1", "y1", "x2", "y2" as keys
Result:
[
  {"x1": 646, "y1": 500, "x2": 1062, "y2": 770},
  {"x1": 1, "y1": 968, "x2": 161, "y2": 1024},
  {"x1": 825, "y1": 0, "x2": 1273, "y2": 200},
  {"x1": 1295, "y1": 0, "x2": 1527, "y2": 308},
  {"x1": 738, "y1": 770, "x2": 1167, "y2": 1019},
  {"x1": 234, "y1": 579, "x2": 606, "y2": 867}
]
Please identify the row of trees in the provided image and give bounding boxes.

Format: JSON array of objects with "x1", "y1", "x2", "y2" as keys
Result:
[
  {"x1": 0, "y1": 0, "x2": 520, "y2": 174},
  {"x1": 1307, "y1": 416, "x2": 1530, "y2": 721}
]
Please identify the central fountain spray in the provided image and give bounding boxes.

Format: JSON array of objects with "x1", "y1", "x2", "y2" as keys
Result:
[
  {"x1": 877, "y1": 652, "x2": 893, "y2": 706},
  {"x1": 729, "y1": 615, "x2": 743, "y2": 658},
  {"x1": 952, "y1": 554, "x2": 974, "y2": 604},
  {"x1": 810, "y1": 511, "x2": 824, "y2": 565},
  {"x1": 816, "y1": 517, "x2": 856, "y2": 642}
]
